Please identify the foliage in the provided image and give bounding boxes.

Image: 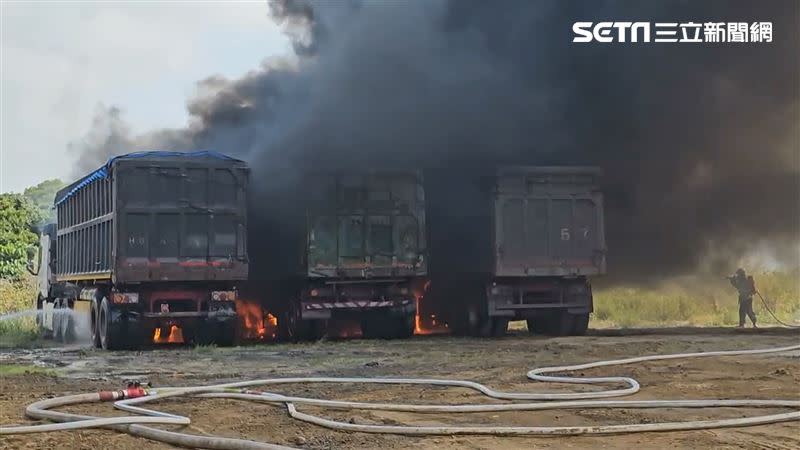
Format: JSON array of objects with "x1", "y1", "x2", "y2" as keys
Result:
[
  {"x1": 0, "y1": 277, "x2": 37, "y2": 314},
  {"x1": 0, "y1": 194, "x2": 41, "y2": 280},
  {"x1": 592, "y1": 271, "x2": 800, "y2": 327},
  {"x1": 23, "y1": 178, "x2": 65, "y2": 224}
]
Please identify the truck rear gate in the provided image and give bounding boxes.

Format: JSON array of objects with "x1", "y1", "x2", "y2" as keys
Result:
[
  {"x1": 492, "y1": 167, "x2": 605, "y2": 277},
  {"x1": 37, "y1": 151, "x2": 249, "y2": 349},
  {"x1": 286, "y1": 170, "x2": 427, "y2": 340},
  {"x1": 488, "y1": 167, "x2": 604, "y2": 335},
  {"x1": 425, "y1": 167, "x2": 605, "y2": 337}
]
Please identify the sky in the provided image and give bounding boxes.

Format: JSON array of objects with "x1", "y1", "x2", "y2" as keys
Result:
[{"x1": 0, "y1": 1, "x2": 289, "y2": 193}]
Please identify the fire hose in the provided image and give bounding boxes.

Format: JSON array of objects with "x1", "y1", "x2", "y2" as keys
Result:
[
  {"x1": 756, "y1": 290, "x2": 800, "y2": 328},
  {"x1": 2, "y1": 343, "x2": 800, "y2": 448}
]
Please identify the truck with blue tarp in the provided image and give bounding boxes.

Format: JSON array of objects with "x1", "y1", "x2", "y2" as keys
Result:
[{"x1": 29, "y1": 151, "x2": 250, "y2": 349}]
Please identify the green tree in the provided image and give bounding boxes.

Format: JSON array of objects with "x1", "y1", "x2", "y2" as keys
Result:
[
  {"x1": 23, "y1": 179, "x2": 65, "y2": 224},
  {"x1": 0, "y1": 194, "x2": 40, "y2": 280}
]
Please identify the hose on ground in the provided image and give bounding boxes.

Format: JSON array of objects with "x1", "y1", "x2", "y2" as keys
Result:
[
  {"x1": 756, "y1": 290, "x2": 800, "y2": 328},
  {"x1": 1, "y1": 343, "x2": 798, "y2": 448}
]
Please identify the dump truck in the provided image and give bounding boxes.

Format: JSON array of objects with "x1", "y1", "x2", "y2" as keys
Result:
[
  {"x1": 270, "y1": 170, "x2": 427, "y2": 340},
  {"x1": 425, "y1": 166, "x2": 606, "y2": 337},
  {"x1": 29, "y1": 151, "x2": 249, "y2": 349}
]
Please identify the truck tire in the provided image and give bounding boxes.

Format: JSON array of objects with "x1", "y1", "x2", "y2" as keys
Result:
[
  {"x1": 362, "y1": 313, "x2": 409, "y2": 339},
  {"x1": 217, "y1": 323, "x2": 238, "y2": 347},
  {"x1": 526, "y1": 317, "x2": 551, "y2": 335},
  {"x1": 570, "y1": 312, "x2": 590, "y2": 336},
  {"x1": 490, "y1": 318, "x2": 509, "y2": 337},
  {"x1": 466, "y1": 304, "x2": 490, "y2": 337},
  {"x1": 395, "y1": 313, "x2": 416, "y2": 339},
  {"x1": 304, "y1": 320, "x2": 326, "y2": 341},
  {"x1": 551, "y1": 312, "x2": 590, "y2": 336},
  {"x1": 554, "y1": 312, "x2": 574, "y2": 336},
  {"x1": 360, "y1": 318, "x2": 385, "y2": 339},
  {"x1": 528, "y1": 313, "x2": 575, "y2": 336},
  {"x1": 98, "y1": 297, "x2": 120, "y2": 350},
  {"x1": 198, "y1": 322, "x2": 238, "y2": 347},
  {"x1": 285, "y1": 301, "x2": 323, "y2": 342},
  {"x1": 90, "y1": 299, "x2": 101, "y2": 349}
]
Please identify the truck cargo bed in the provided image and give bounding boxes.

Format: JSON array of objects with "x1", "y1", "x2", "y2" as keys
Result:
[{"x1": 53, "y1": 151, "x2": 249, "y2": 284}]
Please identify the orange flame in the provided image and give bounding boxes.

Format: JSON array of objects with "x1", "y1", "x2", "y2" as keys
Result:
[
  {"x1": 152, "y1": 325, "x2": 184, "y2": 344},
  {"x1": 236, "y1": 299, "x2": 278, "y2": 340},
  {"x1": 414, "y1": 280, "x2": 449, "y2": 335}
]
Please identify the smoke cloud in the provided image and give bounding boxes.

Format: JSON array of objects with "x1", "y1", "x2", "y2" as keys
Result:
[{"x1": 70, "y1": 0, "x2": 800, "y2": 281}]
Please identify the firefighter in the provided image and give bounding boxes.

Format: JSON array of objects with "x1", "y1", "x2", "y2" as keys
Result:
[{"x1": 728, "y1": 268, "x2": 757, "y2": 328}]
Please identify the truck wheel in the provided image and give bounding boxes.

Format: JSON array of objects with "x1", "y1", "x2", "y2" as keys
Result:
[
  {"x1": 305, "y1": 320, "x2": 326, "y2": 341},
  {"x1": 546, "y1": 312, "x2": 590, "y2": 336},
  {"x1": 90, "y1": 299, "x2": 101, "y2": 348},
  {"x1": 395, "y1": 313, "x2": 415, "y2": 339},
  {"x1": 98, "y1": 297, "x2": 119, "y2": 350},
  {"x1": 360, "y1": 318, "x2": 383, "y2": 339},
  {"x1": 362, "y1": 314, "x2": 407, "y2": 339},
  {"x1": 526, "y1": 317, "x2": 551, "y2": 335},
  {"x1": 285, "y1": 301, "x2": 320, "y2": 342},
  {"x1": 467, "y1": 304, "x2": 491, "y2": 337},
  {"x1": 219, "y1": 323, "x2": 238, "y2": 347},
  {"x1": 202, "y1": 322, "x2": 238, "y2": 347},
  {"x1": 284, "y1": 301, "x2": 302, "y2": 341},
  {"x1": 570, "y1": 313, "x2": 590, "y2": 336},
  {"x1": 553, "y1": 312, "x2": 575, "y2": 336},
  {"x1": 490, "y1": 318, "x2": 509, "y2": 337}
]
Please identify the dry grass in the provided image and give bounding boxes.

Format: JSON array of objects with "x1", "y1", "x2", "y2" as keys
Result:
[
  {"x1": 0, "y1": 276, "x2": 37, "y2": 313},
  {"x1": 0, "y1": 277, "x2": 39, "y2": 347},
  {"x1": 592, "y1": 271, "x2": 800, "y2": 328}
]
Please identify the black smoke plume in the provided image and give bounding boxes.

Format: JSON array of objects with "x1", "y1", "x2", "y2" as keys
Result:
[{"x1": 70, "y1": 0, "x2": 800, "y2": 281}]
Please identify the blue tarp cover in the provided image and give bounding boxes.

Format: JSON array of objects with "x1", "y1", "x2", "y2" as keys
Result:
[{"x1": 54, "y1": 150, "x2": 240, "y2": 206}]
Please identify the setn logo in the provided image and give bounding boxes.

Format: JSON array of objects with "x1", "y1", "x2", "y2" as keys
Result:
[
  {"x1": 572, "y1": 22, "x2": 651, "y2": 43},
  {"x1": 573, "y1": 21, "x2": 773, "y2": 44}
]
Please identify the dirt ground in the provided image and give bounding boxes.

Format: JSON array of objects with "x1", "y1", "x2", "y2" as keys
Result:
[{"x1": 1, "y1": 327, "x2": 799, "y2": 449}]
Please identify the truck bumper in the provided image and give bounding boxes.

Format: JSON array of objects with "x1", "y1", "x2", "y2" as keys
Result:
[
  {"x1": 486, "y1": 278, "x2": 593, "y2": 318},
  {"x1": 110, "y1": 307, "x2": 238, "y2": 343},
  {"x1": 300, "y1": 298, "x2": 416, "y2": 320}
]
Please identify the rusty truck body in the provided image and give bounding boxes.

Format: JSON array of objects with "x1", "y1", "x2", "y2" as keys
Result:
[
  {"x1": 275, "y1": 170, "x2": 427, "y2": 340},
  {"x1": 31, "y1": 151, "x2": 249, "y2": 349},
  {"x1": 426, "y1": 166, "x2": 606, "y2": 336}
]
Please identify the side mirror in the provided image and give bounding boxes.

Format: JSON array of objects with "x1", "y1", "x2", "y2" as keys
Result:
[{"x1": 26, "y1": 245, "x2": 40, "y2": 276}]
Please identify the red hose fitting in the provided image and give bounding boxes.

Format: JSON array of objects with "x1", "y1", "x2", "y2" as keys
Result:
[
  {"x1": 98, "y1": 387, "x2": 150, "y2": 401},
  {"x1": 123, "y1": 387, "x2": 148, "y2": 399}
]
